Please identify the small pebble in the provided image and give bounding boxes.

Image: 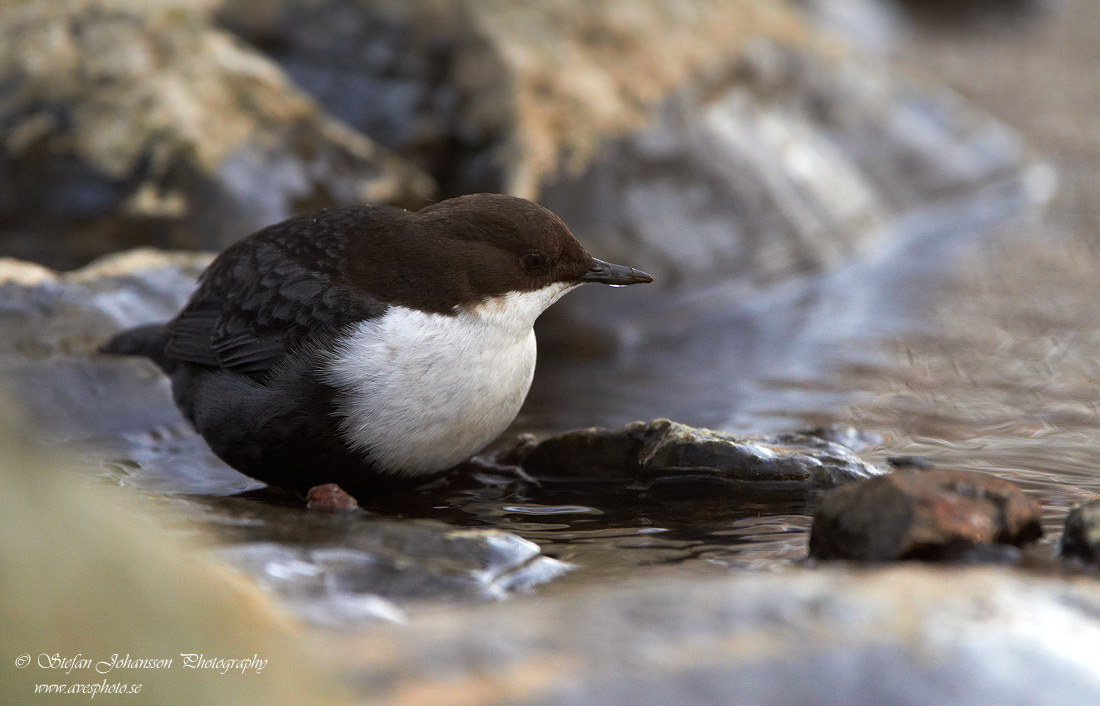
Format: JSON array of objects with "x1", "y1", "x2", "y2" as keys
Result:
[{"x1": 306, "y1": 483, "x2": 359, "y2": 512}]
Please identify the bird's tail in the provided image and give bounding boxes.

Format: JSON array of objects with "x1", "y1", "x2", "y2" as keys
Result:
[{"x1": 99, "y1": 323, "x2": 176, "y2": 374}]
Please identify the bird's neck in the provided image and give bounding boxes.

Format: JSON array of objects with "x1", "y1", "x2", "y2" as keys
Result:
[{"x1": 461, "y1": 282, "x2": 579, "y2": 337}]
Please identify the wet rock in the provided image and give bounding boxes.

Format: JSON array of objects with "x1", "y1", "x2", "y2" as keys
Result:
[
  {"x1": 809, "y1": 468, "x2": 1043, "y2": 561},
  {"x1": 798, "y1": 423, "x2": 882, "y2": 452},
  {"x1": 213, "y1": 525, "x2": 572, "y2": 626},
  {"x1": 0, "y1": 250, "x2": 267, "y2": 492},
  {"x1": 0, "y1": 0, "x2": 432, "y2": 267},
  {"x1": 1061, "y1": 498, "x2": 1100, "y2": 563},
  {"x1": 519, "y1": 419, "x2": 884, "y2": 498},
  {"x1": 332, "y1": 565, "x2": 1100, "y2": 705},
  {"x1": 0, "y1": 250, "x2": 206, "y2": 436}
]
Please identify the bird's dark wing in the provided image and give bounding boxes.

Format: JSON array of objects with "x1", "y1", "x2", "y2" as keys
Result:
[{"x1": 164, "y1": 207, "x2": 392, "y2": 374}]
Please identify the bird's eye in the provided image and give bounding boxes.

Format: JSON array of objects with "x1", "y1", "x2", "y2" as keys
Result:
[{"x1": 522, "y1": 252, "x2": 548, "y2": 271}]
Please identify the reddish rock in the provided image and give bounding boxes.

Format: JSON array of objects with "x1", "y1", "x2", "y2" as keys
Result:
[
  {"x1": 306, "y1": 483, "x2": 359, "y2": 512},
  {"x1": 809, "y1": 469, "x2": 1043, "y2": 561}
]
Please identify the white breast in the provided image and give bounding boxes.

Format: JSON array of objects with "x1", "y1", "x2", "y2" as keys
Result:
[{"x1": 323, "y1": 282, "x2": 576, "y2": 476}]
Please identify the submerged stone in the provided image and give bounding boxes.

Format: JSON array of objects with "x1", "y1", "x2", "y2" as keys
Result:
[
  {"x1": 518, "y1": 419, "x2": 884, "y2": 498},
  {"x1": 1062, "y1": 498, "x2": 1100, "y2": 563},
  {"x1": 809, "y1": 468, "x2": 1043, "y2": 561}
]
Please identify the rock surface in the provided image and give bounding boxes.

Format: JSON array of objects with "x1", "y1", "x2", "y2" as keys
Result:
[
  {"x1": 1062, "y1": 498, "x2": 1100, "y2": 563},
  {"x1": 519, "y1": 419, "x2": 884, "y2": 498},
  {"x1": 0, "y1": 0, "x2": 432, "y2": 267},
  {"x1": 331, "y1": 565, "x2": 1100, "y2": 705},
  {"x1": 540, "y1": 39, "x2": 1042, "y2": 294},
  {"x1": 219, "y1": 0, "x2": 1045, "y2": 298},
  {"x1": 0, "y1": 0, "x2": 1044, "y2": 301},
  {"x1": 219, "y1": 0, "x2": 816, "y2": 199},
  {"x1": 0, "y1": 249, "x2": 209, "y2": 442},
  {"x1": 809, "y1": 468, "x2": 1043, "y2": 561}
]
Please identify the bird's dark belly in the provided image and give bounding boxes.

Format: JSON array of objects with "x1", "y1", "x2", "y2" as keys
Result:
[{"x1": 168, "y1": 361, "x2": 433, "y2": 497}]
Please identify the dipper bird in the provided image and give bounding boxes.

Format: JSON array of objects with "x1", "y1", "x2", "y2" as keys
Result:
[{"x1": 101, "y1": 194, "x2": 652, "y2": 497}]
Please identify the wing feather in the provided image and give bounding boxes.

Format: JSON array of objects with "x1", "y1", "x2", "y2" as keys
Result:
[{"x1": 164, "y1": 206, "x2": 392, "y2": 374}]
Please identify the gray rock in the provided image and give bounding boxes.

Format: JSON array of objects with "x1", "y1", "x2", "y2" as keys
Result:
[
  {"x1": 810, "y1": 469, "x2": 1044, "y2": 561},
  {"x1": 218, "y1": 0, "x2": 823, "y2": 200},
  {"x1": 218, "y1": 1, "x2": 1044, "y2": 299},
  {"x1": 519, "y1": 419, "x2": 884, "y2": 498},
  {"x1": 541, "y1": 41, "x2": 1042, "y2": 292},
  {"x1": 0, "y1": 250, "x2": 260, "y2": 495},
  {"x1": 333, "y1": 565, "x2": 1100, "y2": 705},
  {"x1": 0, "y1": 0, "x2": 432, "y2": 267},
  {"x1": 1062, "y1": 498, "x2": 1100, "y2": 563},
  {"x1": 218, "y1": 0, "x2": 479, "y2": 195},
  {"x1": 0, "y1": 250, "x2": 209, "y2": 440}
]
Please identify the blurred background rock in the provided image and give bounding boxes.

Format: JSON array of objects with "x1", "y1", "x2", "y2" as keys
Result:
[
  {"x1": 0, "y1": 0, "x2": 432, "y2": 268},
  {"x1": 0, "y1": 0, "x2": 1041, "y2": 285}
]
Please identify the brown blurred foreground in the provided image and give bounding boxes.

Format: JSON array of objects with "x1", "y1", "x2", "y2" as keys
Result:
[{"x1": 0, "y1": 398, "x2": 353, "y2": 706}]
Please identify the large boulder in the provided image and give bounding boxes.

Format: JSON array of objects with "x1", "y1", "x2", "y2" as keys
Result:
[
  {"x1": 0, "y1": 0, "x2": 432, "y2": 267},
  {"x1": 0, "y1": 0, "x2": 1045, "y2": 291},
  {"x1": 218, "y1": 0, "x2": 817, "y2": 199},
  {"x1": 219, "y1": 0, "x2": 1045, "y2": 294}
]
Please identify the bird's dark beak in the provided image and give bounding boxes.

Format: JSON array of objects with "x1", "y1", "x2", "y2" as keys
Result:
[{"x1": 581, "y1": 258, "x2": 654, "y2": 286}]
